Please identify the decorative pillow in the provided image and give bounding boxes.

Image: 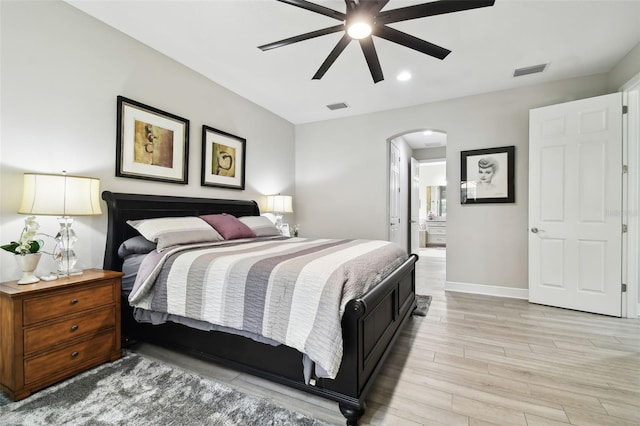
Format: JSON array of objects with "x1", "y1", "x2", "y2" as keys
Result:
[
  {"x1": 238, "y1": 215, "x2": 281, "y2": 237},
  {"x1": 126, "y1": 217, "x2": 223, "y2": 250},
  {"x1": 117, "y1": 235, "x2": 157, "y2": 258},
  {"x1": 199, "y1": 214, "x2": 256, "y2": 240}
]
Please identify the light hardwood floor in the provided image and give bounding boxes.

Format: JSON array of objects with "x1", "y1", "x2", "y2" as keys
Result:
[{"x1": 135, "y1": 250, "x2": 640, "y2": 426}]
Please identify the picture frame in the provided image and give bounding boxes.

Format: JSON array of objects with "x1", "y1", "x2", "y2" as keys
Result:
[
  {"x1": 280, "y1": 223, "x2": 290, "y2": 237},
  {"x1": 460, "y1": 146, "x2": 515, "y2": 204},
  {"x1": 201, "y1": 125, "x2": 246, "y2": 190},
  {"x1": 116, "y1": 96, "x2": 189, "y2": 184}
]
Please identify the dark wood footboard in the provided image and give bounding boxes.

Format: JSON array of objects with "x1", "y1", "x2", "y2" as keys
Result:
[
  {"x1": 103, "y1": 191, "x2": 417, "y2": 425},
  {"x1": 323, "y1": 253, "x2": 418, "y2": 424}
]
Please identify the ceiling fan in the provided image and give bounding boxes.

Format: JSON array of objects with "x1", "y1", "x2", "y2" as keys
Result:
[{"x1": 259, "y1": 0, "x2": 495, "y2": 83}]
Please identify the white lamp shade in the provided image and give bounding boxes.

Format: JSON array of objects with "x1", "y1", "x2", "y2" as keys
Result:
[
  {"x1": 264, "y1": 195, "x2": 293, "y2": 214},
  {"x1": 19, "y1": 173, "x2": 102, "y2": 216}
]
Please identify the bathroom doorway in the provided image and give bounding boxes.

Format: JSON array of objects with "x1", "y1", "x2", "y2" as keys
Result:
[
  {"x1": 388, "y1": 129, "x2": 447, "y2": 295},
  {"x1": 418, "y1": 160, "x2": 447, "y2": 261}
]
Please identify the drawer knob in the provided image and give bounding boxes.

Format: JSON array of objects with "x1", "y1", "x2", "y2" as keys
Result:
[
  {"x1": 71, "y1": 351, "x2": 79, "y2": 358},
  {"x1": 70, "y1": 298, "x2": 78, "y2": 305},
  {"x1": 70, "y1": 324, "x2": 79, "y2": 332}
]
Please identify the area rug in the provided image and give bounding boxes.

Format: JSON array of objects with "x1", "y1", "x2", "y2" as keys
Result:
[
  {"x1": 412, "y1": 294, "x2": 432, "y2": 316},
  {"x1": 0, "y1": 352, "x2": 332, "y2": 426}
]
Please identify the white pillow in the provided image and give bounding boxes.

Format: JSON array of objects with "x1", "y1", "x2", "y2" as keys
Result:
[
  {"x1": 238, "y1": 216, "x2": 281, "y2": 237},
  {"x1": 127, "y1": 216, "x2": 223, "y2": 250}
]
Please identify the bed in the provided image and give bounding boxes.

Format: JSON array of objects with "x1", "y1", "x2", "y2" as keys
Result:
[{"x1": 102, "y1": 191, "x2": 418, "y2": 425}]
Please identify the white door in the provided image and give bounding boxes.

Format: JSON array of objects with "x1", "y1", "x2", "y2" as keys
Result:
[
  {"x1": 389, "y1": 142, "x2": 401, "y2": 245},
  {"x1": 529, "y1": 93, "x2": 622, "y2": 317},
  {"x1": 410, "y1": 157, "x2": 420, "y2": 253}
]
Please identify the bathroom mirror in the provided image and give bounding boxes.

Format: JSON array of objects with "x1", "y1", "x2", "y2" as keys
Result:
[{"x1": 426, "y1": 185, "x2": 446, "y2": 218}]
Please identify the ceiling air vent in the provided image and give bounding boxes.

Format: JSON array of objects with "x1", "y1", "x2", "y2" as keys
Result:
[
  {"x1": 513, "y1": 63, "x2": 548, "y2": 77},
  {"x1": 326, "y1": 102, "x2": 349, "y2": 111}
]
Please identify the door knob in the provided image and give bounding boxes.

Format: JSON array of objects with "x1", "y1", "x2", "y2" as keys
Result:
[{"x1": 531, "y1": 227, "x2": 540, "y2": 233}]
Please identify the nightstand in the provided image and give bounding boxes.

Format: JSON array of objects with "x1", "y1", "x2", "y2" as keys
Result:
[{"x1": 0, "y1": 269, "x2": 122, "y2": 401}]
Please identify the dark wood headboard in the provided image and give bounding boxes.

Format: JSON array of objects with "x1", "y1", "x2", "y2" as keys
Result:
[{"x1": 102, "y1": 191, "x2": 260, "y2": 272}]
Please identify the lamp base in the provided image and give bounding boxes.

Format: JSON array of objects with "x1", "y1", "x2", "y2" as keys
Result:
[
  {"x1": 274, "y1": 214, "x2": 284, "y2": 234},
  {"x1": 54, "y1": 217, "x2": 80, "y2": 277},
  {"x1": 57, "y1": 269, "x2": 84, "y2": 277}
]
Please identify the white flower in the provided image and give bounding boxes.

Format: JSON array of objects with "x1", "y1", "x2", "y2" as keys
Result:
[
  {"x1": 25, "y1": 216, "x2": 39, "y2": 230},
  {"x1": 1, "y1": 216, "x2": 44, "y2": 255}
]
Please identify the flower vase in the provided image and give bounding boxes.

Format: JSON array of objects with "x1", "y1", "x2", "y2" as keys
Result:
[{"x1": 15, "y1": 253, "x2": 42, "y2": 284}]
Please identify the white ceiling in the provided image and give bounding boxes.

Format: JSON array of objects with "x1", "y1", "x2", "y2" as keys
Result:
[
  {"x1": 401, "y1": 129, "x2": 447, "y2": 149},
  {"x1": 66, "y1": 0, "x2": 639, "y2": 127}
]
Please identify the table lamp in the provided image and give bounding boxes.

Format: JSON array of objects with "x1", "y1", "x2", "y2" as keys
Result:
[
  {"x1": 264, "y1": 194, "x2": 293, "y2": 233},
  {"x1": 18, "y1": 172, "x2": 102, "y2": 276}
]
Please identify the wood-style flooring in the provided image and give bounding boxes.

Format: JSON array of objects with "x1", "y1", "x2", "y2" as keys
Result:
[{"x1": 135, "y1": 248, "x2": 640, "y2": 426}]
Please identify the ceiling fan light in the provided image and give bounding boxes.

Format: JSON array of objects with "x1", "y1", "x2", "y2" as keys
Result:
[{"x1": 347, "y1": 21, "x2": 372, "y2": 39}]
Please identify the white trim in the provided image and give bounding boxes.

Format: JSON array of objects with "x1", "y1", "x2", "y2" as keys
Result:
[
  {"x1": 445, "y1": 281, "x2": 528, "y2": 300},
  {"x1": 620, "y1": 72, "x2": 640, "y2": 92},
  {"x1": 622, "y1": 72, "x2": 640, "y2": 319},
  {"x1": 420, "y1": 158, "x2": 446, "y2": 165}
]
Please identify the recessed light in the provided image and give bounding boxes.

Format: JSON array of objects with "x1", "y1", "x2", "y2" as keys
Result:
[{"x1": 397, "y1": 71, "x2": 412, "y2": 82}]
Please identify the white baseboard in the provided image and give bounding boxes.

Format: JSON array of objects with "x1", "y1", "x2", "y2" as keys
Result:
[{"x1": 445, "y1": 281, "x2": 529, "y2": 300}]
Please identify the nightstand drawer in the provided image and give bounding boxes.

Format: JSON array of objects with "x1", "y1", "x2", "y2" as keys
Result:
[
  {"x1": 24, "y1": 331, "x2": 115, "y2": 385},
  {"x1": 23, "y1": 281, "x2": 114, "y2": 325},
  {"x1": 24, "y1": 306, "x2": 116, "y2": 354},
  {"x1": 428, "y1": 228, "x2": 446, "y2": 235},
  {"x1": 429, "y1": 236, "x2": 447, "y2": 244}
]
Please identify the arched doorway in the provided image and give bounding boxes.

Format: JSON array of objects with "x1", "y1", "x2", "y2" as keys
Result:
[{"x1": 387, "y1": 129, "x2": 447, "y2": 253}]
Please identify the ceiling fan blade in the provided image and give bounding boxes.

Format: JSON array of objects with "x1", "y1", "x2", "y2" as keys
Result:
[
  {"x1": 313, "y1": 34, "x2": 352, "y2": 80},
  {"x1": 276, "y1": 0, "x2": 346, "y2": 21},
  {"x1": 359, "y1": 37, "x2": 384, "y2": 83},
  {"x1": 362, "y1": 0, "x2": 391, "y2": 14},
  {"x1": 344, "y1": 0, "x2": 356, "y2": 12},
  {"x1": 375, "y1": 25, "x2": 451, "y2": 60},
  {"x1": 378, "y1": 0, "x2": 495, "y2": 24},
  {"x1": 258, "y1": 24, "x2": 344, "y2": 51}
]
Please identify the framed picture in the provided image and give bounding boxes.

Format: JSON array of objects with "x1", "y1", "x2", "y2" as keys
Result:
[
  {"x1": 201, "y1": 125, "x2": 246, "y2": 190},
  {"x1": 460, "y1": 146, "x2": 515, "y2": 204},
  {"x1": 280, "y1": 223, "x2": 290, "y2": 237},
  {"x1": 116, "y1": 96, "x2": 189, "y2": 184}
]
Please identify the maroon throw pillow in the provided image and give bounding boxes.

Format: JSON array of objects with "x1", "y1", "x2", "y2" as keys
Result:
[{"x1": 199, "y1": 214, "x2": 257, "y2": 240}]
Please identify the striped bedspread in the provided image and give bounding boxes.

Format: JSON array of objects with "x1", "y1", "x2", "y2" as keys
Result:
[{"x1": 128, "y1": 237, "x2": 407, "y2": 378}]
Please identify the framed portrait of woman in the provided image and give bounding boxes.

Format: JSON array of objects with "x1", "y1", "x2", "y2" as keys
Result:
[{"x1": 460, "y1": 146, "x2": 515, "y2": 204}]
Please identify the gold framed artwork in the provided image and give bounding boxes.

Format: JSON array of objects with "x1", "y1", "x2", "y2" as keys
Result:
[
  {"x1": 116, "y1": 96, "x2": 189, "y2": 184},
  {"x1": 201, "y1": 125, "x2": 246, "y2": 190}
]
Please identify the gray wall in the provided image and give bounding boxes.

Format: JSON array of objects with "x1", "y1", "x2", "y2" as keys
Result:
[
  {"x1": 2, "y1": 0, "x2": 637, "y2": 295},
  {"x1": 413, "y1": 146, "x2": 447, "y2": 162},
  {"x1": 295, "y1": 75, "x2": 612, "y2": 291},
  {"x1": 608, "y1": 43, "x2": 640, "y2": 90},
  {"x1": 0, "y1": 1, "x2": 295, "y2": 281}
]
